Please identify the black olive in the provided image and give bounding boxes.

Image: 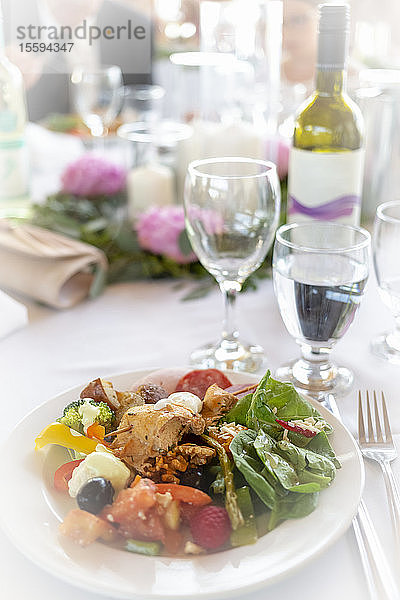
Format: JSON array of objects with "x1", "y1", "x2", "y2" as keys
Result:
[
  {"x1": 179, "y1": 467, "x2": 205, "y2": 490},
  {"x1": 77, "y1": 477, "x2": 115, "y2": 514}
]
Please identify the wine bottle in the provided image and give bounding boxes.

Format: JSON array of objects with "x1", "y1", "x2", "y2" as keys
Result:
[
  {"x1": 0, "y1": 7, "x2": 30, "y2": 217},
  {"x1": 287, "y1": 3, "x2": 364, "y2": 225}
]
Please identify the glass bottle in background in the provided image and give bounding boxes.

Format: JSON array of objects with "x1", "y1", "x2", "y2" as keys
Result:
[
  {"x1": 287, "y1": 3, "x2": 364, "y2": 225},
  {"x1": 0, "y1": 7, "x2": 30, "y2": 217},
  {"x1": 118, "y1": 121, "x2": 192, "y2": 220}
]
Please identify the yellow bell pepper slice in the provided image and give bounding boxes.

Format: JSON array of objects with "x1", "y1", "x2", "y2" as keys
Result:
[{"x1": 35, "y1": 422, "x2": 99, "y2": 454}]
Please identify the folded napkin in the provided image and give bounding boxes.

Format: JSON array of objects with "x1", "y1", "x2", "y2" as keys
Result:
[{"x1": 0, "y1": 222, "x2": 108, "y2": 309}]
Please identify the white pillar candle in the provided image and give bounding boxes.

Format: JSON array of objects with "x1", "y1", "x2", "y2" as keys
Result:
[
  {"x1": 176, "y1": 119, "x2": 265, "y2": 202},
  {"x1": 209, "y1": 121, "x2": 264, "y2": 159},
  {"x1": 127, "y1": 163, "x2": 176, "y2": 220}
]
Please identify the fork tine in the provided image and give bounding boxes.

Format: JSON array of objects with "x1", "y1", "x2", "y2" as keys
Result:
[
  {"x1": 358, "y1": 390, "x2": 366, "y2": 443},
  {"x1": 381, "y1": 391, "x2": 393, "y2": 444},
  {"x1": 366, "y1": 390, "x2": 374, "y2": 442},
  {"x1": 373, "y1": 391, "x2": 384, "y2": 442}
]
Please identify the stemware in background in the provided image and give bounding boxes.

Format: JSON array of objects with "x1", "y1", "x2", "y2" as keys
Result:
[
  {"x1": 121, "y1": 84, "x2": 165, "y2": 124},
  {"x1": 70, "y1": 65, "x2": 123, "y2": 138},
  {"x1": 184, "y1": 157, "x2": 280, "y2": 372},
  {"x1": 273, "y1": 222, "x2": 370, "y2": 398},
  {"x1": 371, "y1": 200, "x2": 400, "y2": 363}
]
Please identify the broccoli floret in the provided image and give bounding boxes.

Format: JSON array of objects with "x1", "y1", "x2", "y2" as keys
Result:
[
  {"x1": 93, "y1": 401, "x2": 115, "y2": 432},
  {"x1": 58, "y1": 401, "x2": 83, "y2": 432},
  {"x1": 58, "y1": 399, "x2": 115, "y2": 434}
]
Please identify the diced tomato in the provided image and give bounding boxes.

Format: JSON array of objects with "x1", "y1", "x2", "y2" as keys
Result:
[
  {"x1": 101, "y1": 478, "x2": 165, "y2": 542},
  {"x1": 59, "y1": 509, "x2": 118, "y2": 546},
  {"x1": 115, "y1": 506, "x2": 165, "y2": 542},
  {"x1": 155, "y1": 484, "x2": 212, "y2": 506},
  {"x1": 175, "y1": 369, "x2": 232, "y2": 399},
  {"x1": 53, "y1": 459, "x2": 84, "y2": 492},
  {"x1": 106, "y1": 483, "x2": 157, "y2": 521}
]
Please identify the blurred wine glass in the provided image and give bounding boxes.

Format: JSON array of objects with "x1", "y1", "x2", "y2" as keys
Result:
[
  {"x1": 184, "y1": 157, "x2": 280, "y2": 372},
  {"x1": 371, "y1": 200, "x2": 400, "y2": 363},
  {"x1": 273, "y1": 222, "x2": 370, "y2": 399},
  {"x1": 121, "y1": 84, "x2": 165, "y2": 124},
  {"x1": 71, "y1": 65, "x2": 123, "y2": 137}
]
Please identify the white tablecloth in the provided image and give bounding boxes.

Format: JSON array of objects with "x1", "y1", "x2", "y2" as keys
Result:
[{"x1": 1, "y1": 277, "x2": 399, "y2": 600}]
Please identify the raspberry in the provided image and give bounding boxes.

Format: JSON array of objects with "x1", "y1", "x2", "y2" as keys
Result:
[{"x1": 190, "y1": 506, "x2": 231, "y2": 550}]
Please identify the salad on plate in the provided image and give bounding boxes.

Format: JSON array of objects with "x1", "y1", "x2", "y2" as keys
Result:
[{"x1": 35, "y1": 367, "x2": 340, "y2": 557}]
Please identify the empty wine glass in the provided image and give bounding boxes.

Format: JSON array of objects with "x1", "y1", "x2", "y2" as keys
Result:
[
  {"x1": 273, "y1": 222, "x2": 370, "y2": 398},
  {"x1": 184, "y1": 157, "x2": 280, "y2": 372},
  {"x1": 71, "y1": 65, "x2": 123, "y2": 137},
  {"x1": 371, "y1": 200, "x2": 400, "y2": 363},
  {"x1": 121, "y1": 84, "x2": 165, "y2": 124}
]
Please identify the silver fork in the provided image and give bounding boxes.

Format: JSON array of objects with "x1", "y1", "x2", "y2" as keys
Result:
[
  {"x1": 358, "y1": 390, "x2": 400, "y2": 553},
  {"x1": 322, "y1": 393, "x2": 399, "y2": 600}
]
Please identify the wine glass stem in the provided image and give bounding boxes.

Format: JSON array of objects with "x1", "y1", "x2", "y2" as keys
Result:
[
  {"x1": 220, "y1": 280, "x2": 241, "y2": 348},
  {"x1": 387, "y1": 317, "x2": 400, "y2": 351},
  {"x1": 298, "y1": 343, "x2": 334, "y2": 382}
]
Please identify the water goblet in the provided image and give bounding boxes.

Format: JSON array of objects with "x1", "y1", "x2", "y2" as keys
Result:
[
  {"x1": 273, "y1": 222, "x2": 370, "y2": 398},
  {"x1": 184, "y1": 157, "x2": 280, "y2": 372},
  {"x1": 71, "y1": 65, "x2": 123, "y2": 138},
  {"x1": 371, "y1": 200, "x2": 400, "y2": 363}
]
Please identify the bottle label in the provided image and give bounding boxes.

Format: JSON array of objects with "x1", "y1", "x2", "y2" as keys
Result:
[
  {"x1": 287, "y1": 148, "x2": 365, "y2": 225},
  {"x1": 0, "y1": 138, "x2": 30, "y2": 202}
]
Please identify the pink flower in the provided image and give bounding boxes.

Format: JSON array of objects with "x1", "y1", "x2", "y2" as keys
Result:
[
  {"x1": 266, "y1": 136, "x2": 290, "y2": 180},
  {"x1": 136, "y1": 206, "x2": 197, "y2": 264},
  {"x1": 61, "y1": 155, "x2": 126, "y2": 196}
]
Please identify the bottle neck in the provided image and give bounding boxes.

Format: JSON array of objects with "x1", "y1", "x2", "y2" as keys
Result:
[
  {"x1": 316, "y1": 18, "x2": 348, "y2": 97},
  {"x1": 316, "y1": 69, "x2": 346, "y2": 96}
]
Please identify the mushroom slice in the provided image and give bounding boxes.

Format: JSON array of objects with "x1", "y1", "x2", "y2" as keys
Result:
[{"x1": 80, "y1": 378, "x2": 120, "y2": 410}]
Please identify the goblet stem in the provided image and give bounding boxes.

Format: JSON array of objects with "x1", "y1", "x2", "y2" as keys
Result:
[
  {"x1": 387, "y1": 317, "x2": 400, "y2": 352},
  {"x1": 296, "y1": 342, "x2": 336, "y2": 386},
  {"x1": 219, "y1": 280, "x2": 241, "y2": 349}
]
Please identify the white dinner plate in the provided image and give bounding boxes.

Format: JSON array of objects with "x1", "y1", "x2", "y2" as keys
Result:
[{"x1": 0, "y1": 369, "x2": 364, "y2": 600}]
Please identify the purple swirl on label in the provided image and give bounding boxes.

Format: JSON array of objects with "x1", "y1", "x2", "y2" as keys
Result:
[{"x1": 288, "y1": 194, "x2": 360, "y2": 220}]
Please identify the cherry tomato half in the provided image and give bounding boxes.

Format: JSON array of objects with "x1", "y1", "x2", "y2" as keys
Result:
[{"x1": 54, "y1": 459, "x2": 84, "y2": 492}]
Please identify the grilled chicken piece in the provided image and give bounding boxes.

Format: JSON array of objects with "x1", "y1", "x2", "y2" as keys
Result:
[
  {"x1": 115, "y1": 391, "x2": 145, "y2": 424},
  {"x1": 201, "y1": 384, "x2": 238, "y2": 425},
  {"x1": 112, "y1": 404, "x2": 205, "y2": 474}
]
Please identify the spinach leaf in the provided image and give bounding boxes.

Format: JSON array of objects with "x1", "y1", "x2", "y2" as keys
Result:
[
  {"x1": 254, "y1": 431, "x2": 299, "y2": 490},
  {"x1": 307, "y1": 431, "x2": 341, "y2": 468},
  {"x1": 269, "y1": 490, "x2": 319, "y2": 530},
  {"x1": 297, "y1": 469, "x2": 332, "y2": 489},
  {"x1": 254, "y1": 431, "x2": 330, "y2": 494},
  {"x1": 246, "y1": 371, "x2": 278, "y2": 431},
  {"x1": 230, "y1": 430, "x2": 278, "y2": 510},
  {"x1": 245, "y1": 372, "x2": 332, "y2": 436},
  {"x1": 276, "y1": 439, "x2": 336, "y2": 481},
  {"x1": 224, "y1": 393, "x2": 253, "y2": 425},
  {"x1": 227, "y1": 370, "x2": 340, "y2": 532}
]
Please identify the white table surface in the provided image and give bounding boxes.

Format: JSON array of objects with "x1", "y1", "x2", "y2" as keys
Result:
[{"x1": 1, "y1": 276, "x2": 399, "y2": 600}]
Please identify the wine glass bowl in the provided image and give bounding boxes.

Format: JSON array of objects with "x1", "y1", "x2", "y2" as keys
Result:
[
  {"x1": 184, "y1": 157, "x2": 280, "y2": 372},
  {"x1": 273, "y1": 222, "x2": 370, "y2": 398},
  {"x1": 371, "y1": 200, "x2": 400, "y2": 363},
  {"x1": 71, "y1": 65, "x2": 123, "y2": 137}
]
